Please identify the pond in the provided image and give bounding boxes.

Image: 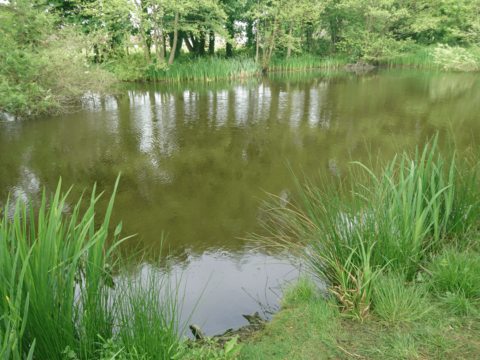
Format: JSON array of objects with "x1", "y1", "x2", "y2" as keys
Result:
[{"x1": 1, "y1": 68, "x2": 480, "y2": 335}]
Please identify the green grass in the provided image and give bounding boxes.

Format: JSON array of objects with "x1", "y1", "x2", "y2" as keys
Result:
[
  {"x1": 373, "y1": 274, "x2": 433, "y2": 323},
  {"x1": 109, "y1": 54, "x2": 261, "y2": 82},
  {"x1": 268, "y1": 54, "x2": 349, "y2": 71},
  {"x1": 108, "y1": 52, "x2": 350, "y2": 82},
  {"x1": 428, "y1": 248, "x2": 480, "y2": 299},
  {"x1": 240, "y1": 264, "x2": 480, "y2": 359},
  {"x1": 382, "y1": 47, "x2": 437, "y2": 67},
  {"x1": 242, "y1": 133, "x2": 480, "y2": 358},
  {"x1": 0, "y1": 177, "x2": 194, "y2": 360},
  {"x1": 253, "y1": 134, "x2": 480, "y2": 319}
]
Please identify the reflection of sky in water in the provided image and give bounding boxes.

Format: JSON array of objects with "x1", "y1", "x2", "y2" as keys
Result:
[{"x1": 173, "y1": 251, "x2": 299, "y2": 336}]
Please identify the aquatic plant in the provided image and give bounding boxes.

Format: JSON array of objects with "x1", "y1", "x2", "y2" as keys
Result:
[
  {"x1": 0, "y1": 177, "x2": 190, "y2": 359},
  {"x1": 383, "y1": 47, "x2": 436, "y2": 67},
  {"x1": 110, "y1": 55, "x2": 261, "y2": 82}
]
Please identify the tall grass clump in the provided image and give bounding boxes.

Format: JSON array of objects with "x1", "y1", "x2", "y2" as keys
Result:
[
  {"x1": 253, "y1": 134, "x2": 480, "y2": 320},
  {"x1": 0, "y1": 177, "x2": 190, "y2": 359},
  {"x1": 428, "y1": 248, "x2": 480, "y2": 299},
  {"x1": 373, "y1": 274, "x2": 432, "y2": 323}
]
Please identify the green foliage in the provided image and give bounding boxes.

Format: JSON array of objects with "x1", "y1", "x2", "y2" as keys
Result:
[
  {"x1": 438, "y1": 291, "x2": 479, "y2": 316},
  {"x1": 383, "y1": 47, "x2": 436, "y2": 67},
  {"x1": 253, "y1": 134, "x2": 480, "y2": 319},
  {"x1": 0, "y1": 177, "x2": 190, "y2": 359},
  {"x1": 428, "y1": 248, "x2": 480, "y2": 299},
  {"x1": 373, "y1": 274, "x2": 433, "y2": 323},
  {"x1": 268, "y1": 55, "x2": 349, "y2": 71},
  {"x1": 109, "y1": 54, "x2": 260, "y2": 81},
  {"x1": 173, "y1": 336, "x2": 244, "y2": 360},
  {"x1": 282, "y1": 275, "x2": 318, "y2": 304},
  {"x1": 0, "y1": 253, "x2": 36, "y2": 360},
  {"x1": 0, "y1": 3, "x2": 116, "y2": 117},
  {"x1": 433, "y1": 44, "x2": 480, "y2": 71}
]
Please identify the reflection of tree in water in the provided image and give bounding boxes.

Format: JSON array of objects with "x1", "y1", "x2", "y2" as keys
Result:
[{"x1": 1, "y1": 69, "x2": 480, "y2": 262}]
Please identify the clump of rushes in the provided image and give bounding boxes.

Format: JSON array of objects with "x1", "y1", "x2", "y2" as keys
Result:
[
  {"x1": 0, "y1": 176, "x2": 191, "y2": 360},
  {"x1": 253, "y1": 134, "x2": 480, "y2": 320}
]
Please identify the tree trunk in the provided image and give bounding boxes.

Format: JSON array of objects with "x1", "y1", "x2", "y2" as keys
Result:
[
  {"x1": 209, "y1": 30, "x2": 215, "y2": 55},
  {"x1": 199, "y1": 28, "x2": 206, "y2": 56},
  {"x1": 94, "y1": 44, "x2": 100, "y2": 63},
  {"x1": 255, "y1": 0, "x2": 260, "y2": 63},
  {"x1": 152, "y1": 5, "x2": 161, "y2": 61},
  {"x1": 168, "y1": 11, "x2": 179, "y2": 65},
  {"x1": 184, "y1": 35, "x2": 195, "y2": 53},
  {"x1": 263, "y1": 10, "x2": 278, "y2": 72},
  {"x1": 286, "y1": 20, "x2": 293, "y2": 59},
  {"x1": 246, "y1": 19, "x2": 254, "y2": 47},
  {"x1": 226, "y1": 18, "x2": 235, "y2": 57},
  {"x1": 160, "y1": 13, "x2": 164, "y2": 61},
  {"x1": 191, "y1": 33, "x2": 199, "y2": 52}
]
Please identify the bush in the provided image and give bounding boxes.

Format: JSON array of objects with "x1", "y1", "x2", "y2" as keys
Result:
[
  {"x1": 0, "y1": 6, "x2": 116, "y2": 117},
  {"x1": 433, "y1": 44, "x2": 480, "y2": 71}
]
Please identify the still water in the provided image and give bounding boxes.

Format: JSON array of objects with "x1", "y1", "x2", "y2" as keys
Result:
[{"x1": 1, "y1": 69, "x2": 480, "y2": 335}]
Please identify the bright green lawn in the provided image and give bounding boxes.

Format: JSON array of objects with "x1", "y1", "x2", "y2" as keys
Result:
[{"x1": 240, "y1": 264, "x2": 480, "y2": 359}]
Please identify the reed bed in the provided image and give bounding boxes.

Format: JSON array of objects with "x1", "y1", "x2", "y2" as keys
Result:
[
  {"x1": 268, "y1": 55, "x2": 349, "y2": 72},
  {"x1": 111, "y1": 55, "x2": 261, "y2": 82},
  {"x1": 382, "y1": 47, "x2": 437, "y2": 67},
  {"x1": 0, "y1": 177, "x2": 190, "y2": 359},
  {"x1": 254, "y1": 135, "x2": 480, "y2": 320}
]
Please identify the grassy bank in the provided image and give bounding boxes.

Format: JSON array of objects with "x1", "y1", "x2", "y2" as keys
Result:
[
  {"x1": 240, "y1": 265, "x2": 480, "y2": 359},
  {"x1": 108, "y1": 44, "x2": 480, "y2": 84},
  {"x1": 239, "y1": 134, "x2": 480, "y2": 358}
]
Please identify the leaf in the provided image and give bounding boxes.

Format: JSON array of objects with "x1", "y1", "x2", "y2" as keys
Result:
[
  {"x1": 114, "y1": 221, "x2": 122, "y2": 236},
  {"x1": 224, "y1": 336, "x2": 237, "y2": 353}
]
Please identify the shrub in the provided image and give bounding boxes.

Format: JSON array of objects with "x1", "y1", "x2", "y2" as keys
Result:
[
  {"x1": 433, "y1": 44, "x2": 480, "y2": 71},
  {"x1": 0, "y1": 7, "x2": 116, "y2": 117}
]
